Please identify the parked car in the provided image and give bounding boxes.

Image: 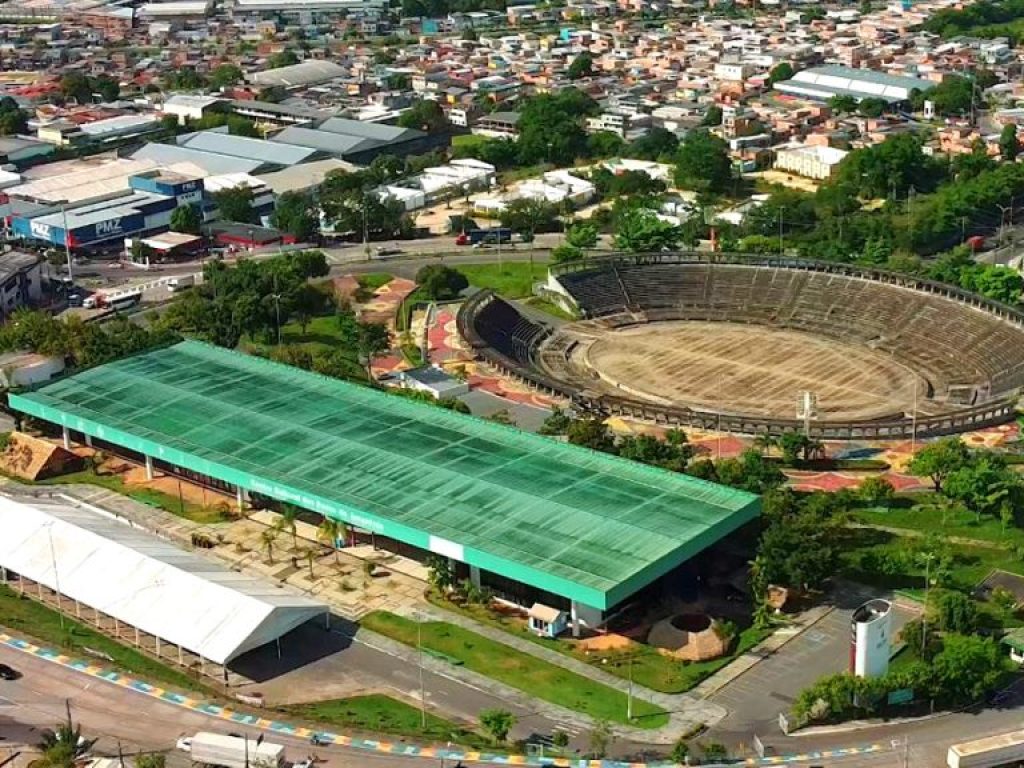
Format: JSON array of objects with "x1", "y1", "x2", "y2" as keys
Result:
[{"x1": 0, "y1": 663, "x2": 20, "y2": 680}]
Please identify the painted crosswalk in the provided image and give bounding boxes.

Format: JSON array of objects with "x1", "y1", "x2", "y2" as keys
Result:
[{"x1": 0, "y1": 631, "x2": 886, "y2": 767}]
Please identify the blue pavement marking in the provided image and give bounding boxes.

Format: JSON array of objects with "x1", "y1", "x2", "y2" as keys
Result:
[{"x1": 0, "y1": 631, "x2": 888, "y2": 768}]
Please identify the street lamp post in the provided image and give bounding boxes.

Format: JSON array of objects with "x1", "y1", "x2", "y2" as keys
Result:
[{"x1": 60, "y1": 202, "x2": 74, "y2": 284}]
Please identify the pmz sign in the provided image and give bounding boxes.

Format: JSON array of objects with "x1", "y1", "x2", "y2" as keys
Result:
[
  {"x1": 29, "y1": 220, "x2": 52, "y2": 240},
  {"x1": 95, "y1": 218, "x2": 123, "y2": 237}
]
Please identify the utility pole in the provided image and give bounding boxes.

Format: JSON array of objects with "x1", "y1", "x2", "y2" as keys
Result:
[
  {"x1": 417, "y1": 622, "x2": 426, "y2": 729},
  {"x1": 626, "y1": 654, "x2": 633, "y2": 722},
  {"x1": 65, "y1": 698, "x2": 72, "y2": 731},
  {"x1": 61, "y1": 203, "x2": 74, "y2": 284},
  {"x1": 921, "y1": 552, "x2": 936, "y2": 656},
  {"x1": 778, "y1": 208, "x2": 784, "y2": 254}
]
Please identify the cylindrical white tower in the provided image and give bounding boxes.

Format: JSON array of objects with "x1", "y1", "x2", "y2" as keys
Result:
[{"x1": 850, "y1": 599, "x2": 892, "y2": 678}]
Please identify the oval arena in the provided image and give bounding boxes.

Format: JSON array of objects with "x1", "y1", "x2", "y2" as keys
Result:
[{"x1": 458, "y1": 255, "x2": 1024, "y2": 440}]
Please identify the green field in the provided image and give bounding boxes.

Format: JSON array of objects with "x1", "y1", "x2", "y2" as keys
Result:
[
  {"x1": 855, "y1": 501, "x2": 1024, "y2": 549},
  {"x1": 0, "y1": 584, "x2": 207, "y2": 691},
  {"x1": 837, "y1": 526, "x2": 1024, "y2": 593},
  {"x1": 356, "y1": 273, "x2": 393, "y2": 301},
  {"x1": 456, "y1": 262, "x2": 547, "y2": 299},
  {"x1": 34, "y1": 468, "x2": 229, "y2": 525},
  {"x1": 287, "y1": 694, "x2": 488, "y2": 746},
  {"x1": 428, "y1": 594, "x2": 767, "y2": 694},
  {"x1": 361, "y1": 611, "x2": 669, "y2": 727}
]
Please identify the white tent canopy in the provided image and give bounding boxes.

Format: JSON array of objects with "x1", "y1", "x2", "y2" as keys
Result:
[{"x1": 0, "y1": 495, "x2": 327, "y2": 665}]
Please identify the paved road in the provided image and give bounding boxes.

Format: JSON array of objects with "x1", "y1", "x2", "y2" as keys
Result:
[{"x1": 0, "y1": 642, "x2": 554, "y2": 768}]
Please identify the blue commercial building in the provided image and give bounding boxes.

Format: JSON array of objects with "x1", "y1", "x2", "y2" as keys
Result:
[{"x1": 10, "y1": 171, "x2": 204, "y2": 250}]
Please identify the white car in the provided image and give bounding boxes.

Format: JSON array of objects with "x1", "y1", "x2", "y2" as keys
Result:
[{"x1": 176, "y1": 737, "x2": 193, "y2": 752}]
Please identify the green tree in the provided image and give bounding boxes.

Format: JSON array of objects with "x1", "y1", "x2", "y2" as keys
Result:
[
  {"x1": 551, "y1": 243, "x2": 583, "y2": 263},
  {"x1": 271, "y1": 191, "x2": 318, "y2": 241},
  {"x1": 568, "y1": 52, "x2": 594, "y2": 80},
  {"x1": 34, "y1": 724, "x2": 96, "y2": 768},
  {"x1": 60, "y1": 72, "x2": 92, "y2": 104},
  {"x1": 614, "y1": 207, "x2": 680, "y2": 252},
  {"x1": 539, "y1": 406, "x2": 572, "y2": 435},
  {"x1": 587, "y1": 719, "x2": 613, "y2": 758},
  {"x1": 209, "y1": 63, "x2": 244, "y2": 89},
  {"x1": 566, "y1": 417, "x2": 616, "y2": 453},
  {"x1": 674, "y1": 129, "x2": 731, "y2": 193},
  {"x1": 767, "y1": 62, "x2": 794, "y2": 86},
  {"x1": 0, "y1": 97, "x2": 28, "y2": 136},
  {"x1": 135, "y1": 755, "x2": 166, "y2": 768},
  {"x1": 931, "y1": 633, "x2": 1007, "y2": 703},
  {"x1": 415, "y1": 264, "x2": 469, "y2": 300},
  {"x1": 627, "y1": 126, "x2": 679, "y2": 159},
  {"x1": 317, "y1": 516, "x2": 342, "y2": 563},
  {"x1": 857, "y1": 97, "x2": 887, "y2": 118},
  {"x1": 827, "y1": 94, "x2": 858, "y2": 114},
  {"x1": 907, "y1": 437, "x2": 971, "y2": 492},
  {"x1": 566, "y1": 222, "x2": 598, "y2": 249},
  {"x1": 587, "y1": 130, "x2": 625, "y2": 158},
  {"x1": 164, "y1": 68, "x2": 206, "y2": 91},
  {"x1": 397, "y1": 99, "x2": 449, "y2": 133},
  {"x1": 858, "y1": 475, "x2": 895, "y2": 506},
  {"x1": 500, "y1": 197, "x2": 560, "y2": 238},
  {"x1": 92, "y1": 75, "x2": 119, "y2": 102},
  {"x1": 516, "y1": 89, "x2": 598, "y2": 166},
  {"x1": 972, "y1": 264, "x2": 1023, "y2": 303},
  {"x1": 357, "y1": 322, "x2": 390, "y2": 378},
  {"x1": 701, "y1": 105, "x2": 723, "y2": 127},
  {"x1": 756, "y1": 506, "x2": 840, "y2": 591},
  {"x1": 933, "y1": 591, "x2": 979, "y2": 634},
  {"x1": 292, "y1": 282, "x2": 332, "y2": 334},
  {"x1": 1000, "y1": 123, "x2": 1019, "y2": 162},
  {"x1": 267, "y1": 49, "x2": 299, "y2": 68},
  {"x1": 426, "y1": 553, "x2": 456, "y2": 591},
  {"x1": 226, "y1": 116, "x2": 260, "y2": 138},
  {"x1": 169, "y1": 203, "x2": 201, "y2": 235},
  {"x1": 212, "y1": 184, "x2": 256, "y2": 224},
  {"x1": 479, "y1": 709, "x2": 515, "y2": 743}
]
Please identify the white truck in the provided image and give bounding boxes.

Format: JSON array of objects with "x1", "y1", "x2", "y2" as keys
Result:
[
  {"x1": 167, "y1": 274, "x2": 195, "y2": 292},
  {"x1": 178, "y1": 732, "x2": 286, "y2": 768},
  {"x1": 947, "y1": 729, "x2": 1024, "y2": 768}
]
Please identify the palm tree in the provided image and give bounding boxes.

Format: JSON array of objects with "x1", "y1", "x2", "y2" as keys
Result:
[
  {"x1": 317, "y1": 517, "x2": 342, "y2": 564},
  {"x1": 276, "y1": 505, "x2": 299, "y2": 549},
  {"x1": 32, "y1": 724, "x2": 94, "y2": 768},
  {"x1": 752, "y1": 433, "x2": 777, "y2": 457},
  {"x1": 261, "y1": 527, "x2": 278, "y2": 564}
]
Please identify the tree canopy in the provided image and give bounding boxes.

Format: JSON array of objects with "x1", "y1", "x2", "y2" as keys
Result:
[{"x1": 674, "y1": 130, "x2": 732, "y2": 193}]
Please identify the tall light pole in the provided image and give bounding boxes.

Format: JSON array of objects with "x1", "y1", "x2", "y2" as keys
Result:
[
  {"x1": 46, "y1": 523, "x2": 64, "y2": 630},
  {"x1": 417, "y1": 622, "x2": 426, "y2": 729},
  {"x1": 60, "y1": 202, "x2": 74, "y2": 284}
]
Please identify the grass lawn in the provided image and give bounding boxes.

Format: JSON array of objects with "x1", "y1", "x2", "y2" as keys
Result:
[
  {"x1": 287, "y1": 694, "x2": 489, "y2": 747},
  {"x1": 361, "y1": 611, "x2": 669, "y2": 728},
  {"x1": 855, "y1": 502, "x2": 1024, "y2": 549},
  {"x1": 523, "y1": 296, "x2": 577, "y2": 321},
  {"x1": 0, "y1": 584, "x2": 207, "y2": 692},
  {"x1": 36, "y1": 468, "x2": 229, "y2": 525},
  {"x1": 254, "y1": 315, "x2": 366, "y2": 380},
  {"x1": 427, "y1": 594, "x2": 767, "y2": 694},
  {"x1": 837, "y1": 525, "x2": 1024, "y2": 593},
  {"x1": 455, "y1": 262, "x2": 547, "y2": 299},
  {"x1": 451, "y1": 134, "x2": 490, "y2": 150},
  {"x1": 356, "y1": 273, "x2": 393, "y2": 301},
  {"x1": 498, "y1": 163, "x2": 554, "y2": 185}
]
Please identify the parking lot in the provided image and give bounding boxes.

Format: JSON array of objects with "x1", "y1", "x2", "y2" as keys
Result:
[{"x1": 707, "y1": 587, "x2": 916, "y2": 747}]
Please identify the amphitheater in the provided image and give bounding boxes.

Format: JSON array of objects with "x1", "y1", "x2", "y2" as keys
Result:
[{"x1": 457, "y1": 254, "x2": 1024, "y2": 440}]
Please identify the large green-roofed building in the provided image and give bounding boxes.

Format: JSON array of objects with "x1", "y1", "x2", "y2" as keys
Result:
[{"x1": 9, "y1": 341, "x2": 759, "y2": 617}]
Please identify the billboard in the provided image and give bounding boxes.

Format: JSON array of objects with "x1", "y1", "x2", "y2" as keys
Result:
[{"x1": 851, "y1": 599, "x2": 893, "y2": 678}]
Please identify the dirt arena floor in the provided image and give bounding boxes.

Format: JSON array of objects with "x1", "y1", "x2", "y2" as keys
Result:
[{"x1": 579, "y1": 321, "x2": 926, "y2": 420}]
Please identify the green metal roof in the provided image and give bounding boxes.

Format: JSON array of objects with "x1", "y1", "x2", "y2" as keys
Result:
[{"x1": 9, "y1": 341, "x2": 760, "y2": 610}]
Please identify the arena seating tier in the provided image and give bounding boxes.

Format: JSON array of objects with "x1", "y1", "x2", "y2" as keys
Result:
[{"x1": 555, "y1": 263, "x2": 1024, "y2": 400}]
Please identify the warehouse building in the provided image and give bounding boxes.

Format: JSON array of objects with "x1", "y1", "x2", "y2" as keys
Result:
[
  {"x1": 272, "y1": 116, "x2": 446, "y2": 164},
  {"x1": 773, "y1": 65, "x2": 936, "y2": 104},
  {"x1": 11, "y1": 171, "x2": 204, "y2": 250},
  {"x1": 0, "y1": 494, "x2": 328, "y2": 677},
  {"x1": 10, "y1": 341, "x2": 760, "y2": 633}
]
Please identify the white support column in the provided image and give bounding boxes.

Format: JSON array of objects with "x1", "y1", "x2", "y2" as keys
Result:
[
  {"x1": 570, "y1": 600, "x2": 581, "y2": 638},
  {"x1": 74, "y1": 599, "x2": 80, "y2": 618},
  {"x1": 61, "y1": 426, "x2": 70, "y2": 450},
  {"x1": 199, "y1": 655, "x2": 205, "y2": 676},
  {"x1": 155, "y1": 636, "x2": 161, "y2": 658},
  {"x1": 0, "y1": 565, "x2": 6, "y2": 584},
  {"x1": 469, "y1": 565, "x2": 481, "y2": 588},
  {"x1": 144, "y1": 455, "x2": 154, "y2": 481},
  {"x1": 236, "y1": 485, "x2": 244, "y2": 512},
  {"x1": 84, "y1": 434, "x2": 92, "y2": 447},
  {"x1": 134, "y1": 626, "x2": 140, "y2": 647},
  {"x1": 177, "y1": 645, "x2": 183, "y2": 665}
]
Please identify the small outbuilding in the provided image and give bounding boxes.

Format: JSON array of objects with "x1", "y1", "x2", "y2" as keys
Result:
[{"x1": 528, "y1": 603, "x2": 568, "y2": 638}]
